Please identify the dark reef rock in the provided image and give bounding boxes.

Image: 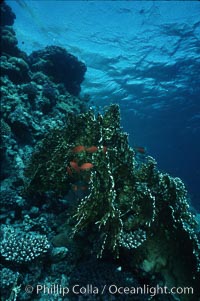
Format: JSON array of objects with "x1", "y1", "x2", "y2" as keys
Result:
[
  {"x1": 0, "y1": 2, "x2": 25, "y2": 58},
  {"x1": 0, "y1": 1, "x2": 16, "y2": 26},
  {"x1": 0, "y1": 2, "x2": 87, "y2": 192},
  {"x1": 1, "y1": 27, "x2": 19, "y2": 56},
  {"x1": 29, "y1": 46, "x2": 87, "y2": 96},
  {"x1": 0, "y1": 4, "x2": 88, "y2": 300},
  {"x1": 0, "y1": 189, "x2": 24, "y2": 208},
  {"x1": 0, "y1": 268, "x2": 21, "y2": 300},
  {"x1": 69, "y1": 259, "x2": 147, "y2": 301},
  {"x1": 1, "y1": 55, "x2": 30, "y2": 83}
]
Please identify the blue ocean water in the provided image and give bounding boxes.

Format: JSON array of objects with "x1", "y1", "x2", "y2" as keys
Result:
[{"x1": 8, "y1": 0, "x2": 200, "y2": 212}]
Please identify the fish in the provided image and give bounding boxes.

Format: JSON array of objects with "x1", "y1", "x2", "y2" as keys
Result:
[
  {"x1": 71, "y1": 184, "x2": 79, "y2": 192},
  {"x1": 72, "y1": 145, "x2": 85, "y2": 153},
  {"x1": 70, "y1": 181, "x2": 89, "y2": 199},
  {"x1": 71, "y1": 183, "x2": 88, "y2": 192},
  {"x1": 134, "y1": 146, "x2": 146, "y2": 154},
  {"x1": 80, "y1": 163, "x2": 94, "y2": 171},
  {"x1": 71, "y1": 184, "x2": 88, "y2": 191},
  {"x1": 86, "y1": 145, "x2": 107, "y2": 153},
  {"x1": 70, "y1": 161, "x2": 80, "y2": 172},
  {"x1": 80, "y1": 186, "x2": 88, "y2": 191},
  {"x1": 86, "y1": 146, "x2": 98, "y2": 153},
  {"x1": 66, "y1": 166, "x2": 72, "y2": 176},
  {"x1": 102, "y1": 146, "x2": 107, "y2": 153}
]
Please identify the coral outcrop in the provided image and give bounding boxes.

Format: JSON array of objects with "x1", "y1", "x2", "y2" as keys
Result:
[
  {"x1": 0, "y1": 226, "x2": 50, "y2": 264},
  {"x1": 29, "y1": 46, "x2": 87, "y2": 96},
  {"x1": 25, "y1": 105, "x2": 200, "y2": 300},
  {"x1": 0, "y1": 2, "x2": 16, "y2": 26},
  {"x1": 0, "y1": 0, "x2": 87, "y2": 188}
]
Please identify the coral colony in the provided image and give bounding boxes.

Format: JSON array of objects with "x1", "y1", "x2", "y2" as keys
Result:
[{"x1": 0, "y1": 2, "x2": 200, "y2": 301}]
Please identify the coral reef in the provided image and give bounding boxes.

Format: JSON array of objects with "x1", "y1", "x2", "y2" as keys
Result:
[
  {"x1": 69, "y1": 259, "x2": 148, "y2": 301},
  {"x1": 0, "y1": 268, "x2": 19, "y2": 289},
  {"x1": 0, "y1": 268, "x2": 21, "y2": 301},
  {"x1": 29, "y1": 46, "x2": 87, "y2": 96},
  {"x1": 0, "y1": 0, "x2": 87, "y2": 191},
  {"x1": 25, "y1": 105, "x2": 200, "y2": 301},
  {"x1": 0, "y1": 2, "x2": 199, "y2": 301},
  {"x1": 0, "y1": 226, "x2": 50, "y2": 264},
  {"x1": 0, "y1": 2, "x2": 16, "y2": 26}
]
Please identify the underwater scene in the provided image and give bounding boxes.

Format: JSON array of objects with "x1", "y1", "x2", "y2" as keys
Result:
[{"x1": 0, "y1": 1, "x2": 200, "y2": 300}]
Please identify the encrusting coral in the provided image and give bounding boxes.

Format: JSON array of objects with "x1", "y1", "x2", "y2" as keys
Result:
[{"x1": 24, "y1": 105, "x2": 200, "y2": 300}]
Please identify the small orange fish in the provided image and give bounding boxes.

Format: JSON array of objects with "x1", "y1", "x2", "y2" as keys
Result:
[
  {"x1": 71, "y1": 184, "x2": 78, "y2": 192},
  {"x1": 102, "y1": 146, "x2": 107, "y2": 153},
  {"x1": 80, "y1": 162, "x2": 94, "y2": 171},
  {"x1": 66, "y1": 166, "x2": 72, "y2": 176},
  {"x1": 72, "y1": 145, "x2": 85, "y2": 153},
  {"x1": 80, "y1": 186, "x2": 88, "y2": 191},
  {"x1": 86, "y1": 146, "x2": 98, "y2": 153},
  {"x1": 70, "y1": 161, "x2": 80, "y2": 172},
  {"x1": 71, "y1": 183, "x2": 88, "y2": 192},
  {"x1": 134, "y1": 146, "x2": 146, "y2": 154}
]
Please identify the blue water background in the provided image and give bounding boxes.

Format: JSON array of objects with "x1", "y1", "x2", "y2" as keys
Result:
[{"x1": 8, "y1": 0, "x2": 200, "y2": 211}]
